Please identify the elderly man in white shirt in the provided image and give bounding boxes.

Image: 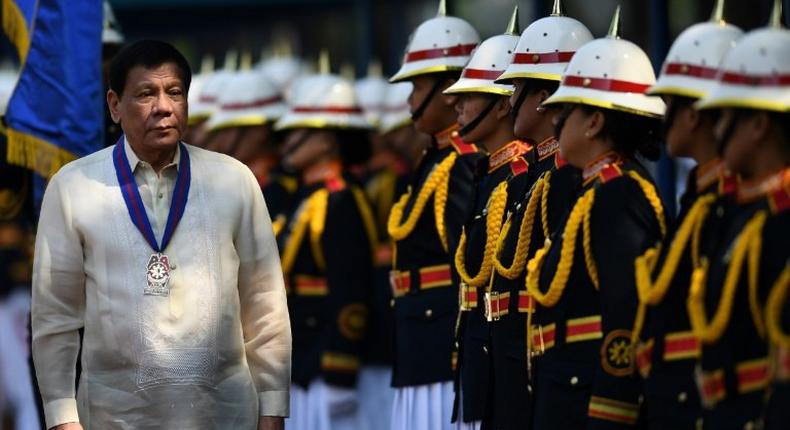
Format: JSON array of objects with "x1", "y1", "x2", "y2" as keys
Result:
[{"x1": 31, "y1": 39, "x2": 291, "y2": 430}]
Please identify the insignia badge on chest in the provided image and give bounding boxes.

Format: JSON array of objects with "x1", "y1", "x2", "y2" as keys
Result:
[
  {"x1": 600, "y1": 329, "x2": 634, "y2": 376},
  {"x1": 144, "y1": 253, "x2": 171, "y2": 296}
]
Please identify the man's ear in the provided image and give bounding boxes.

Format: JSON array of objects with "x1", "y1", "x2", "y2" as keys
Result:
[
  {"x1": 586, "y1": 109, "x2": 605, "y2": 140},
  {"x1": 494, "y1": 96, "x2": 511, "y2": 120},
  {"x1": 107, "y1": 90, "x2": 121, "y2": 124}
]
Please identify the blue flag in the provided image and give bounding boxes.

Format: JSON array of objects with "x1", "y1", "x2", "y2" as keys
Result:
[{"x1": 4, "y1": 0, "x2": 103, "y2": 182}]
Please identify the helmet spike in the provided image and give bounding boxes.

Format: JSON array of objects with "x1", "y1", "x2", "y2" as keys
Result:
[
  {"x1": 769, "y1": 0, "x2": 783, "y2": 28},
  {"x1": 340, "y1": 62, "x2": 355, "y2": 81},
  {"x1": 550, "y1": 0, "x2": 563, "y2": 17},
  {"x1": 437, "y1": 0, "x2": 447, "y2": 17},
  {"x1": 607, "y1": 5, "x2": 622, "y2": 39},
  {"x1": 223, "y1": 49, "x2": 238, "y2": 71},
  {"x1": 319, "y1": 49, "x2": 331, "y2": 75},
  {"x1": 200, "y1": 54, "x2": 215, "y2": 75},
  {"x1": 505, "y1": 5, "x2": 520, "y2": 35},
  {"x1": 709, "y1": 0, "x2": 726, "y2": 24},
  {"x1": 239, "y1": 50, "x2": 252, "y2": 71}
]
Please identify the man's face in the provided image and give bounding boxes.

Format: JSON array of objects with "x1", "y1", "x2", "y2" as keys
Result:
[
  {"x1": 107, "y1": 62, "x2": 187, "y2": 152},
  {"x1": 408, "y1": 75, "x2": 456, "y2": 135},
  {"x1": 455, "y1": 93, "x2": 498, "y2": 145},
  {"x1": 510, "y1": 79, "x2": 546, "y2": 140}
]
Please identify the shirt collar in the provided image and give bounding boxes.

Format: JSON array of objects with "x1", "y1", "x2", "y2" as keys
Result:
[{"x1": 123, "y1": 135, "x2": 180, "y2": 173}]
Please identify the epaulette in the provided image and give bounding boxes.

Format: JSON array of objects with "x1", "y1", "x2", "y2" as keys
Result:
[
  {"x1": 450, "y1": 133, "x2": 478, "y2": 155},
  {"x1": 325, "y1": 176, "x2": 347, "y2": 193}
]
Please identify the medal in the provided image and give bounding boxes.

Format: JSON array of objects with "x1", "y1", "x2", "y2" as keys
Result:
[{"x1": 113, "y1": 137, "x2": 191, "y2": 297}]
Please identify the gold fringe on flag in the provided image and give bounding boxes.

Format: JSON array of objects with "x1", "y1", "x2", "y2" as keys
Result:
[{"x1": 6, "y1": 127, "x2": 78, "y2": 178}]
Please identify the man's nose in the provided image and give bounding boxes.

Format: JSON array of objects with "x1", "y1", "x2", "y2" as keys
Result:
[{"x1": 152, "y1": 92, "x2": 174, "y2": 115}]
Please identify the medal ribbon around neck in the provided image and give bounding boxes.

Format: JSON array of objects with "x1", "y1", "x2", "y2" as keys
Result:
[{"x1": 113, "y1": 137, "x2": 191, "y2": 253}]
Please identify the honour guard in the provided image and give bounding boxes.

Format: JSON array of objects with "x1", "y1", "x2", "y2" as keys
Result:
[
  {"x1": 442, "y1": 8, "x2": 532, "y2": 429},
  {"x1": 631, "y1": 2, "x2": 742, "y2": 428},
  {"x1": 380, "y1": 81, "x2": 433, "y2": 169},
  {"x1": 274, "y1": 57, "x2": 378, "y2": 430},
  {"x1": 691, "y1": 2, "x2": 790, "y2": 428},
  {"x1": 486, "y1": 1, "x2": 592, "y2": 428},
  {"x1": 354, "y1": 64, "x2": 400, "y2": 430},
  {"x1": 386, "y1": 1, "x2": 482, "y2": 429},
  {"x1": 526, "y1": 7, "x2": 667, "y2": 428}
]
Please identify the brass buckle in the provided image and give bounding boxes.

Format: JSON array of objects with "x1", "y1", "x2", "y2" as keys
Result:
[
  {"x1": 529, "y1": 325, "x2": 546, "y2": 358},
  {"x1": 484, "y1": 291, "x2": 500, "y2": 322}
]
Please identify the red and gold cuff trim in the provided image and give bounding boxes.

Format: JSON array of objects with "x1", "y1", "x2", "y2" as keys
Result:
[
  {"x1": 390, "y1": 264, "x2": 453, "y2": 298},
  {"x1": 321, "y1": 352, "x2": 360, "y2": 373},
  {"x1": 588, "y1": 396, "x2": 639, "y2": 425},
  {"x1": 293, "y1": 276, "x2": 328, "y2": 296}
]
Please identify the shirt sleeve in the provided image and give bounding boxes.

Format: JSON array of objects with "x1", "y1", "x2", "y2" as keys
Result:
[
  {"x1": 31, "y1": 173, "x2": 85, "y2": 428},
  {"x1": 235, "y1": 166, "x2": 292, "y2": 417}
]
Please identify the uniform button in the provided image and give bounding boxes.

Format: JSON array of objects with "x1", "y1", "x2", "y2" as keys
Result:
[
  {"x1": 390, "y1": 299, "x2": 395, "y2": 308},
  {"x1": 677, "y1": 391, "x2": 687, "y2": 403},
  {"x1": 570, "y1": 376, "x2": 579, "y2": 385},
  {"x1": 482, "y1": 346, "x2": 488, "y2": 354},
  {"x1": 455, "y1": 341, "x2": 460, "y2": 348},
  {"x1": 527, "y1": 384, "x2": 532, "y2": 393},
  {"x1": 425, "y1": 309, "x2": 433, "y2": 318}
]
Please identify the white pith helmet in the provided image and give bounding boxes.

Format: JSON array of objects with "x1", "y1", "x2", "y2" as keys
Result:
[
  {"x1": 444, "y1": 6, "x2": 521, "y2": 96},
  {"x1": 380, "y1": 81, "x2": 413, "y2": 134},
  {"x1": 275, "y1": 51, "x2": 370, "y2": 131},
  {"x1": 103, "y1": 1, "x2": 124, "y2": 45},
  {"x1": 543, "y1": 6, "x2": 666, "y2": 118},
  {"x1": 204, "y1": 69, "x2": 286, "y2": 131},
  {"x1": 496, "y1": 0, "x2": 593, "y2": 84},
  {"x1": 189, "y1": 70, "x2": 231, "y2": 124},
  {"x1": 696, "y1": 0, "x2": 790, "y2": 113},
  {"x1": 648, "y1": 0, "x2": 743, "y2": 99},
  {"x1": 389, "y1": 0, "x2": 480, "y2": 83},
  {"x1": 355, "y1": 61, "x2": 389, "y2": 127}
]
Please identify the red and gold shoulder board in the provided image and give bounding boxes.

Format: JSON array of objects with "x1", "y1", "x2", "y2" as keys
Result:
[{"x1": 450, "y1": 133, "x2": 478, "y2": 155}]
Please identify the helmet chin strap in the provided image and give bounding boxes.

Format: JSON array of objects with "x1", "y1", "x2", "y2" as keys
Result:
[
  {"x1": 459, "y1": 96, "x2": 500, "y2": 137},
  {"x1": 509, "y1": 84, "x2": 530, "y2": 122},
  {"x1": 410, "y1": 77, "x2": 448, "y2": 122}
]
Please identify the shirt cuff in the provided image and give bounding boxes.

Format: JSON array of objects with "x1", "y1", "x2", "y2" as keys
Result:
[
  {"x1": 259, "y1": 390, "x2": 290, "y2": 417},
  {"x1": 44, "y1": 398, "x2": 79, "y2": 429}
]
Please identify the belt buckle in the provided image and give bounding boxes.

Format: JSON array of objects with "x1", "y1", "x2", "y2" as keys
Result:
[
  {"x1": 484, "y1": 291, "x2": 499, "y2": 322},
  {"x1": 530, "y1": 325, "x2": 546, "y2": 358},
  {"x1": 459, "y1": 282, "x2": 471, "y2": 311},
  {"x1": 389, "y1": 270, "x2": 403, "y2": 297}
]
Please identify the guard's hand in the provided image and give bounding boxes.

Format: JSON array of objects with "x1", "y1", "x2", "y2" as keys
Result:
[
  {"x1": 258, "y1": 416, "x2": 284, "y2": 430},
  {"x1": 50, "y1": 423, "x2": 83, "y2": 430}
]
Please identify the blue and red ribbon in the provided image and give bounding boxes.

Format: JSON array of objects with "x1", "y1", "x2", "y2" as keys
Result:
[{"x1": 112, "y1": 137, "x2": 191, "y2": 253}]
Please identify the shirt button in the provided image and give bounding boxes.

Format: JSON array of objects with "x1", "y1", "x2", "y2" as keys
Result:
[
  {"x1": 425, "y1": 309, "x2": 433, "y2": 318},
  {"x1": 570, "y1": 376, "x2": 579, "y2": 385},
  {"x1": 677, "y1": 391, "x2": 687, "y2": 403},
  {"x1": 158, "y1": 192, "x2": 164, "y2": 199},
  {"x1": 170, "y1": 264, "x2": 177, "y2": 270}
]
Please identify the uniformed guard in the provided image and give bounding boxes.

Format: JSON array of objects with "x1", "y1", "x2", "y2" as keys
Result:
[
  {"x1": 691, "y1": 2, "x2": 790, "y2": 428},
  {"x1": 386, "y1": 0, "x2": 481, "y2": 428},
  {"x1": 354, "y1": 63, "x2": 400, "y2": 430},
  {"x1": 630, "y1": 2, "x2": 742, "y2": 428},
  {"x1": 441, "y1": 8, "x2": 531, "y2": 429},
  {"x1": 486, "y1": 1, "x2": 592, "y2": 428},
  {"x1": 526, "y1": 7, "x2": 667, "y2": 428},
  {"x1": 274, "y1": 58, "x2": 378, "y2": 430},
  {"x1": 380, "y1": 81, "x2": 432, "y2": 169}
]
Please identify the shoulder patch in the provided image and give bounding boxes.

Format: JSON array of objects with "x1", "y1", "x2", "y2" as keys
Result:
[
  {"x1": 600, "y1": 329, "x2": 634, "y2": 376},
  {"x1": 338, "y1": 303, "x2": 368, "y2": 341},
  {"x1": 451, "y1": 133, "x2": 478, "y2": 155}
]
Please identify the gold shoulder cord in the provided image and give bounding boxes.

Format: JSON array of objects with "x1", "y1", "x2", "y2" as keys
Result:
[
  {"x1": 766, "y1": 264, "x2": 790, "y2": 346},
  {"x1": 494, "y1": 171, "x2": 552, "y2": 279},
  {"x1": 351, "y1": 187, "x2": 381, "y2": 262},
  {"x1": 387, "y1": 152, "x2": 457, "y2": 252},
  {"x1": 281, "y1": 189, "x2": 329, "y2": 275},
  {"x1": 687, "y1": 211, "x2": 768, "y2": 344},
  {"x1": 631, "y1": 194, "x2": 717, "y2": 341},
  {"x1": 455, "y1": 181, "x2": 510, "y2": 288},
  {"x1": 527, "y1": 171, "x2": 665, "y2": 308}
]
